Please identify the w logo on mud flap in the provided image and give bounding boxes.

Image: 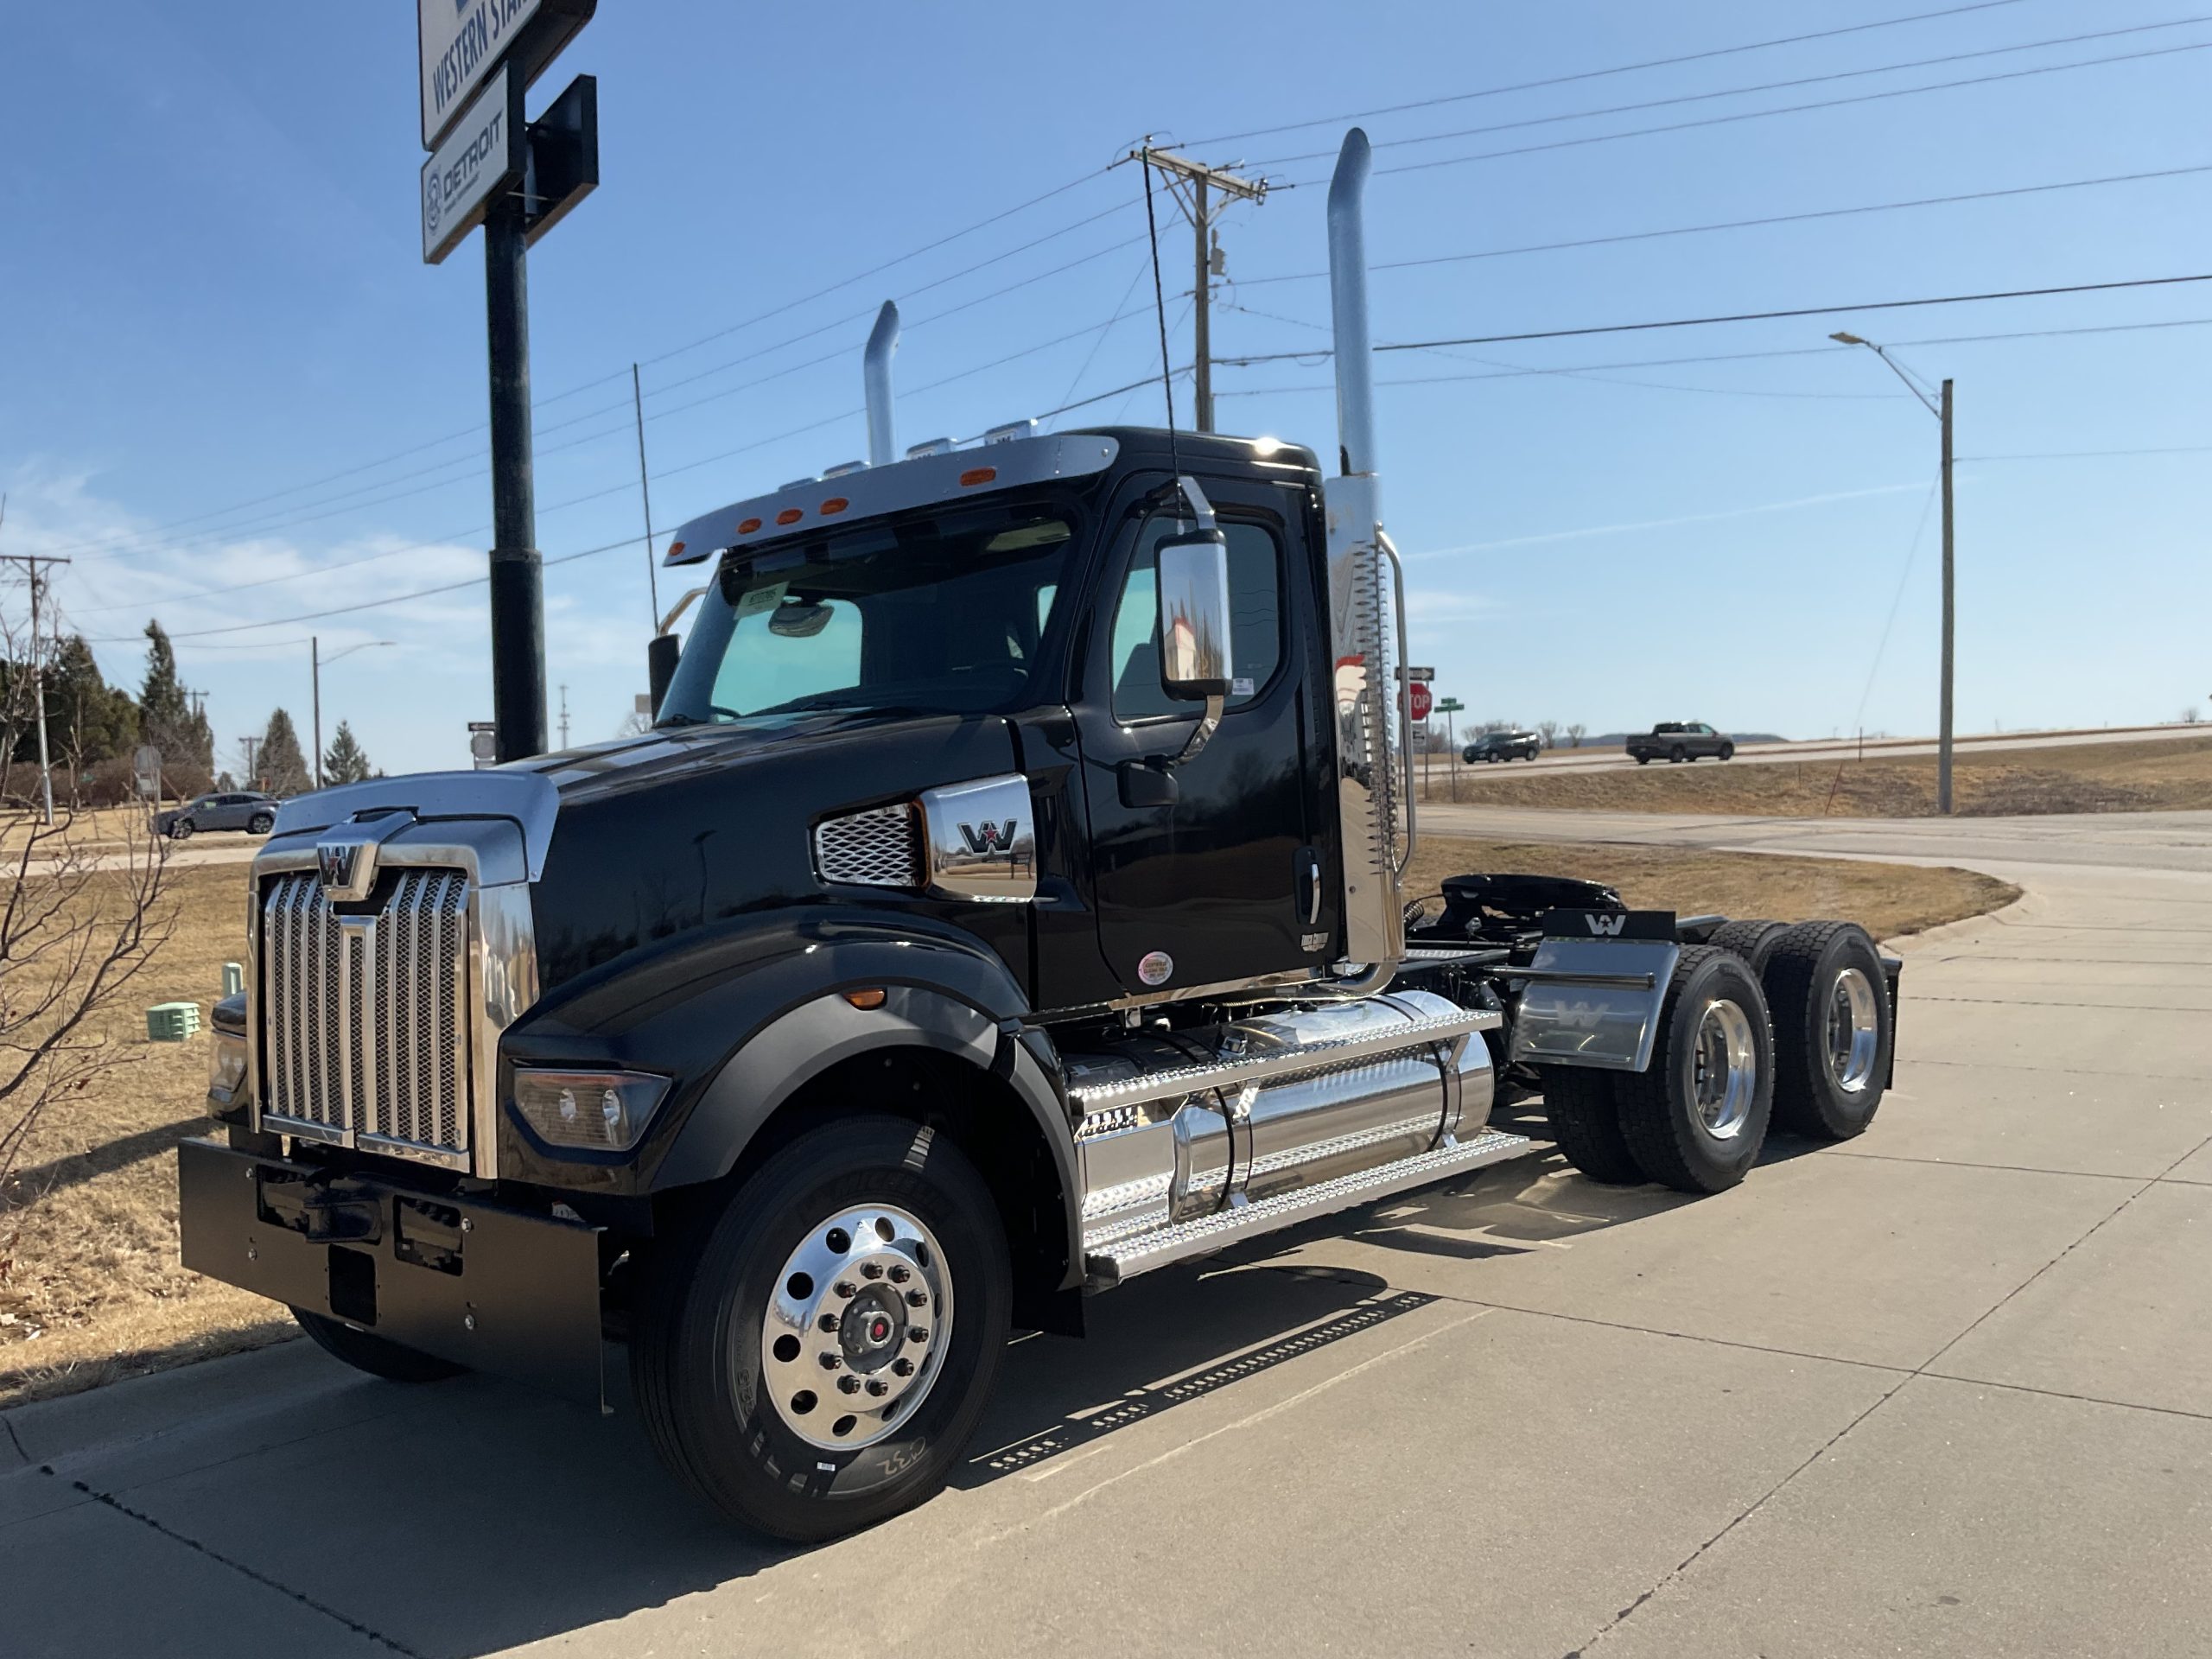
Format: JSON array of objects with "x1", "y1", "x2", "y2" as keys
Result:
[
  {"x1": 957, "y1": 819, "x2": 1020, "y2": 856},
  {"x1": 1584, "y1": 912, "x2": 1628, "y2": 937}
]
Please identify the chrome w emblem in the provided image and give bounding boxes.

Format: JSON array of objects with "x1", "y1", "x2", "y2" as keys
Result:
[
  {"x1": 1584, "y1": 912, "x2": 1628, "y2": 937},
  {"x1": 957, "y1": 819, "x2": 1020, "y2": 856},
  {"x1": 318, "y1": 843, "x2": 359, "y2": 893}
]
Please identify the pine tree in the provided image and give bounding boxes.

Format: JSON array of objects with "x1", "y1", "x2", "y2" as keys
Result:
[
  {"x1": 322, "y1": 721, "x2": 373, "y2": 786},
  {"x1": 139, "y1": 621, "x2": 194, "y2": 790},
  {"x1": 257, "y1": 708, "x2": 311, "y2": 797},
  {"x1": 48, "y1": 635, "x2": 137, "y2": 767}
]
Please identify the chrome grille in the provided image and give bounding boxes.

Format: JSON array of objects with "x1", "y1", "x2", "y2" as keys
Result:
[
  {"x1": 813, "y1": 803, "x2": 923, "y2": 888},
  {"x1": 261, "y1": 867, "x2": 472, "y2": 1162}
]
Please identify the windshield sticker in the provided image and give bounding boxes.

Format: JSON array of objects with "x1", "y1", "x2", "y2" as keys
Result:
[
  {"x1": 1231, "y1": 677, "x2": 1255, "y2": 696},
  {"x1": 736, "y1": 582, "x2": 789, "y2": 619}
]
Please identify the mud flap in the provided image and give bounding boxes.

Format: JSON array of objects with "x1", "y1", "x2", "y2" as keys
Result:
[
  {"x1": 177, "y1": 1137, "x2": 607, "y2": 1409},
  {"x1": 1506, "y1": 910, "x2": 1682, "y2": 1074}
]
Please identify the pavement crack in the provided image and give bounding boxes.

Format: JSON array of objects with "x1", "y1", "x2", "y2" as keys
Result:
[
  {"x1": 0, "y1": 1411, "x2": 26, "y2": 1465},
  {"x1": 67, "y1": 1478, "x2": 426, "y2": 1656}
]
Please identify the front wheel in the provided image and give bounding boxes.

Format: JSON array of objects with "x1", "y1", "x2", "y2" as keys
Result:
[
  {"x1": 248, "y1": 811, "x2": 275, "y2": 834},
  {"x1": 169, "y1": 819, "x2": 194, "y2": 840},
  {"x1": 1669, "y1": 747, "x2": 1688, "y2": 763},
  {"x1": 1635, "y1": 755, "x2": 1651, "y2": 766},
  {"x1": 631, "y1": 1115, "x2": 1010, "y2": 1541},
  {"x1": 1718, "y1": 742, "x2": 1735, "y2": 760},
  {"x1": 292, "y1": 1308, "x2": 465, "y2": 1383}
]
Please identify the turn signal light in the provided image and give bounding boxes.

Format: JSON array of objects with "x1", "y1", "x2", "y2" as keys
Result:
[
  {"x1": 665, "y1": 540, "x2": 685, "y2": 561},
  {"x1": 842, "y1": 988, "x2": 887, "y2": 1010},
  {"x1": 958, "y1": 467, "x2": 997, "y2": 487}
]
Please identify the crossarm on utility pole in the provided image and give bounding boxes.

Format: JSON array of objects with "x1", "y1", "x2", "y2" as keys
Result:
[{"x1": 1130, "y1": 147, "x2": 1266, "y2": 435}]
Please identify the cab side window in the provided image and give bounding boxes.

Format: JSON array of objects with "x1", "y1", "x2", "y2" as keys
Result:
[{"x1": 1108, "y1": 515, "x2": 1283, "y2": 722}]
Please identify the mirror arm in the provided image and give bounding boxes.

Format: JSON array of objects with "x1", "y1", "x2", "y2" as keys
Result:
[
  {"x1": 1166, "y1": 691, "x2": 1224, "y2": 766},
  {"x1": 1175, "y1": 474, "x2": 1217, "y2": 534}
]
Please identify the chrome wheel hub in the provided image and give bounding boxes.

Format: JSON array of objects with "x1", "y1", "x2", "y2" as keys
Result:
[
  {"x1": 1826, "y1": 968, "x2": 1881, "y2": 1094},
  {"x1": 760, "y1": 1202, "x2": 950, "y2": 1451},
  {"x1": 1690, "y1": 997, "x2": 1758, "y2": 1141}
]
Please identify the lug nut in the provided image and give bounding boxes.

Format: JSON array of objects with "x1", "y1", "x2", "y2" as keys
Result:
[
  {"x1": 905, "y1": 1287, "x2": 928, "y2": 1307},
  {"x1": 860, "y1": 1262, "x2": 883, "y2": 1280},
  {"x1": 817, "y1": 1313, "x2": 839, "y2": 1333},
  {"x1": 818, "y1": 1352, "x2": 840, "y2": 1370},
  {"x1": 893, "y1": 1357, "x2": 914, "y2": 1377},
  {"x1": 887, "y1": 1264, "x2": 910, "y2": 1284},
  {"x1": 838, "y1": 1375, "x2": 861, "y2": 1395},
  {"x1": 865, "y1": 1378, "x2": 888, "y2": 1397},
  {"x1": 834, "y1": 1281, "x2": 857, "y2": 1300},
  {"x1": 907, "y1": 1326, "x2": 929, "y2": 1344}
]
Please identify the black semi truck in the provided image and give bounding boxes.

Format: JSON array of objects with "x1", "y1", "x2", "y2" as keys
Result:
[{"x1": 179, "y1": 130, "x2": 1898, "y2": 1541}]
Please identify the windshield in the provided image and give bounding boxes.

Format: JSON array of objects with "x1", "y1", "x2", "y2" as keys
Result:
[{"x1": 658, "y1": 498, "x2": 1078, "y2": 727}]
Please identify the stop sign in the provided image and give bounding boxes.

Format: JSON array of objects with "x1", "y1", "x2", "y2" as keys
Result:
[{"x1": 1408, "y1": 682, "x2": 1433, "y2": 721}]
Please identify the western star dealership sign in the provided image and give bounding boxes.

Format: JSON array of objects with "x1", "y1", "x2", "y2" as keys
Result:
[{"x1": 417, "y1": 0, "x2": 594, "y2": 149}]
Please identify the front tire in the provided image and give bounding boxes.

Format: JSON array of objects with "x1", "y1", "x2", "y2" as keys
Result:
[
  {"x1": 170, "y1": 819, "x2": 194, "y2": 840},
  {"x1": 1669, "y1": 746, "x2": 1688, "y2": 764},
  {"x1": 248, "y1": 811, "x2": 275, "y2": 834},
  {"x1": 1635, "y1": 754, "x2": 1650, "y2": 766},
  {"x1": 1718, "y1": 742, "x2": 1735, "y2": 760},
  {"x1": 292, "y1": 1308, "x2": 464, "y2": 1383},
  {"x1": 1762, "y1": 921, "x2": 1891, "y2": 1140},
  {"x1": 631, "y1": 1115, "x2": 1010, "y2": 1541},
  {"x1": 1614, "y1": 946, "x2": 1775, "y2": 1193}
]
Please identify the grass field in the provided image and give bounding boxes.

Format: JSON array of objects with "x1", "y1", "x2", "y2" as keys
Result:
[
  {"x1": 1429, "y1": 734, "x2": 2212, "y2": 817},
  {"x1": 0, "y1": 836, "x2": 2017, "y2": 1410}
]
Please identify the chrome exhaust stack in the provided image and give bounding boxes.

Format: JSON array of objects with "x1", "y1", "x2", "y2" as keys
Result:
[
  {"x1": 864, "y1": 300, "x2": 900, "y2": 466},
  {"x1": 1322, "y1": 128, "x2": 1410, "y2": 982}
]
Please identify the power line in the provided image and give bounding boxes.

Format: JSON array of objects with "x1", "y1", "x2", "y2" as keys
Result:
[
  {"x1": 1250, "y1": 17, "x2": 2212, "y2": 166},
  {"x1": 1212, "y1": 274, "x2": 2212, "y2": 366},
  {"x1": 1185, "y1": 0, "x2": 2037, "y2": 147},
  {"x1": 1228, "y1": 163, "x2": 2212, "y2": 289},
  {"x1": 1960, "y1": 443, "x2": 2212, "y2": 460},
  {"x1": 1283, "y1": 40, "x2": 2212, "y2": 187}
]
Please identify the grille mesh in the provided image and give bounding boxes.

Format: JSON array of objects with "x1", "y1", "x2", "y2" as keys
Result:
[
  {"x1": 813, "y1": 803, "x2": 923, "y2": 888},
  {"x1": 262, "y1": 866, "x2": 471, "y2": 1159}
]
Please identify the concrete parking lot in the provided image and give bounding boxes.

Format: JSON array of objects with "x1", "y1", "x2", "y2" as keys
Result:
[{"x1": 5, "y1": 810, "x2": 2209, "y2": 1657}]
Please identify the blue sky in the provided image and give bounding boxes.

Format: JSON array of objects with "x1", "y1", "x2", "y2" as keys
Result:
[{"x1": 2, "y1": 0, "x2": 2205, "y2": 774}]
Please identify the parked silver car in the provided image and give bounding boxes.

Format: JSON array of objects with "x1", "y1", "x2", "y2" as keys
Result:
[{"x1": 155, "y1": 791, "x2": 280, "y2": 839}]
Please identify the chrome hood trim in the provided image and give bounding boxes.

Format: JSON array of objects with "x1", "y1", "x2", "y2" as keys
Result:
[{"x1": 270, "y1": 771, "x2": 560, "y2": 883}]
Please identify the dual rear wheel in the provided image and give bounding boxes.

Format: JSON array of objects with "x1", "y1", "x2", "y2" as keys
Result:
[{"x1": 1539, "y1": 922, "x2": 1891, "y2": 1195}]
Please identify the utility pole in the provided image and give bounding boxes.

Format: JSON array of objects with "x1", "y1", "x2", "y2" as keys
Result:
[
  {"x1": 1832, "y1": 333, "x2": 1955, "y2": 812},
  {"x1": 1130, "y1": 146, "x2": 1266, "y2": 433},
  {"x1": 240, "y1": 735, "x2": 260, "y2": 790},
  {"x1": 632, "y1": 364, "x2": 660, "y2": 631},
  {"x1": 0, "y1": 550, "x2": 70, "y2": 825},
  {"x1": 311, "y1": 636, "x2": 321, "y2": 791},
  {"x1": 558, "y1": 683, "x2": 570, "y2": 751},
  {"x1": 1938, "y1": 377, "x2": 1955, "y2": 816},
  {"x1": 486, "y1": 195, "x2": 546, "y2": 763}
]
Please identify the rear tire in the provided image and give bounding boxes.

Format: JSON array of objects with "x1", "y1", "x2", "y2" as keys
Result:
[
  {"x1": 630, "y1": 1115, "x2": 1010, "y2": 1541},
  {"x1": 1669, "y1": 746, "x2": 1688, "y2": 763},
  {"x1": 1537, "y1": 1066, "x2": 1643, "y2": 1185},
  {"x1": 292, "y1": 1309, "x2": 464, "y2": 1383},
  {"x1": 170, "y1": 819, "x2": 194, "y2": 840},
  {"x1": 1707, "y1": 918, "x2": 1789, "y2": 974},
  {"x1": 1762, "y1": 921, "x2": 1891, "y2": 1141},
  {"x1": 1614, "y1": 946, "x2": 1774, "y2": 1194}
]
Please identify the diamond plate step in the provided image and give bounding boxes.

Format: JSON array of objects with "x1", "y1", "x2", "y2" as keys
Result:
[{"x1": 1084, "y1": 1128, "x2": 1533, "y2": 1288}]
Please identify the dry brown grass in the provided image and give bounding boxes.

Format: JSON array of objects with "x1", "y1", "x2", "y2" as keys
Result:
[
  {"x1": 1432, "y1": 734, "x2": 2212, "y2": 817},
  {"x1": 0, "y1": 836, "x2": 2015, "y2": 1412},
  {"x1": 1406, "y1": 836, "x2": 2018, "y2": 943},
  {"x1": 0, "y1": 861, "x2": 284, "y2": 1409}
]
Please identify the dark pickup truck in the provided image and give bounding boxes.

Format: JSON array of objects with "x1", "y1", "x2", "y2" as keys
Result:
[{"x1": 1628, "y1": 721, "x2": 1735, "y2": 765}]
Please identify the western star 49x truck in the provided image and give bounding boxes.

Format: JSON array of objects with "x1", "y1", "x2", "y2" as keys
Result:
[{"x1": 178, "y1": 130, "x2": 1899, "y2": 1541}]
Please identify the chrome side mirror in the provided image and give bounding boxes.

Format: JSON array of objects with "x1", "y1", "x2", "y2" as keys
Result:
[{"x1": 1154, "y1": 527, "x2": 1233, "y2": 702}]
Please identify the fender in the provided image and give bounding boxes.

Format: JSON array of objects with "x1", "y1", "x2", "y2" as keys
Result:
[{"x1": 497, "y1": 908, "x2": 1084, "y2": 1290}]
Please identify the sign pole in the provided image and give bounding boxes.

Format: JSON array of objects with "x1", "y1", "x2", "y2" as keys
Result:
[{"x1": 485, "y1": 179, "x2": 546, "y2": 763}]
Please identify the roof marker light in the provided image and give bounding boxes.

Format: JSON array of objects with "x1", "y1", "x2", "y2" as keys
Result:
[
  {"x1": 906, "y1": 437, "x2": 953, "y2": 459},
  {"x1": 736, "y1": 518, "x2": 762, "y2": 535},
  {"x1": 666, "y1": 540, "x2": 686, "y2": 560},
  {"x1": 820, "y1": 497, "x2": 849, "y2": 515},
  {"x1": 958, "y1": 467, "x2": 997, "y2": 487},
  {"x1": 776, "y1": 508, "x2": 804, "y2": 525},
  {"x1": 982, "y1": 419, "x2": 1036, "y2": 445},
  {"x1": 823, "y1": 460, "x2": 868, "y2": 479}
]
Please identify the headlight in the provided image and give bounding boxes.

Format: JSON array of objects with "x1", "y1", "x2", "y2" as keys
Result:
[
  {"x1": 207, "y1": 1027, "x2": 248, "y2": 1109},
  {"x1": 511, "y1": 1069, "x2": 671, "y2": 1153}
]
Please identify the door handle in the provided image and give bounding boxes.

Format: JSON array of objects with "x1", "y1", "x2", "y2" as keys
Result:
[
  {"x1": 1294, "y1": 847, "x2": 1322, "y2": 925},
  {"x1": 1118, "y1": 759, "x2": 1179, "y2": 809}
]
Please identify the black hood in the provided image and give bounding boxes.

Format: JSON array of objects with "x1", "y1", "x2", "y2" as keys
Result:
[{"x1": 523, "y1": 709, "x2": 1025, "y2": 995}]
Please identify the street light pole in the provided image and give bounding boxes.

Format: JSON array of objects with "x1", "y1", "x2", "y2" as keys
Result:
[
  {"x1": 311, "y1": 639, "x2": 395, "y2": 791},
  {"x1": 1832, "y1": 331, "x2": 1955, "y2": 812}
]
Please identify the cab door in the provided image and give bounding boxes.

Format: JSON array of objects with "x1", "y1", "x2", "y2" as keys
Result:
[{"x1": 1071, "y1": 472, "x2": 1326, "y2": 1000}]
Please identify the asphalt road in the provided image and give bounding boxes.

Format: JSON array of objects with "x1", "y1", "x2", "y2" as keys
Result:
[
  {"x1": 6, "y1": 810, "x2": 2210, "y2": 1656},
  {"x1": 1434, "y1": 718, "x2": 2203, "y2": 776}
]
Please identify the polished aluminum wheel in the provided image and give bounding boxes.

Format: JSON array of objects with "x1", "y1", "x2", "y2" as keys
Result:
[
  {"x1": 1825, "y1": 967, "x2": 1882, "y2": 1094},
  {"x1": 1689, "y1": 996, "x2": 1759, "y2": 1141},
  {"x1": 760, "y1": 1202, "x2": 951, "y2": 1452}
]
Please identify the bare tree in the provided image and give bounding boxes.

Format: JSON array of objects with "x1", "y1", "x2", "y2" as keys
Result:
[
  {"x1": 1566, "y1": 722, "x2": 1586, "y2": 748},
  {"x1": 0, "y1": 609, "x2": 174, "y2": 1276},
  {"x1": 2185, "y1": 706, "x2": 2203, "y2": 726},
  {"x1": 1536, "y1": 720, "x2": 1560, "y2": 749}
]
